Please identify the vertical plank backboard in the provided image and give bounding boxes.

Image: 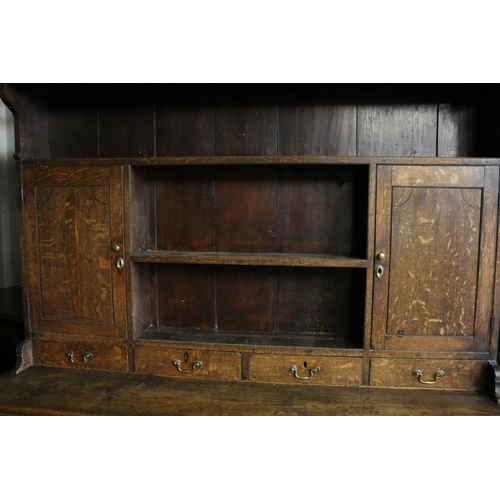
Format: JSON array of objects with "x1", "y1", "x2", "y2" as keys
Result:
[
  {"x1": 48, "y1": 85, "x2": 98, "y2": 158},
  {"x1": 279, "y1": 104, "x2": 356, "y2": 156},
  {"x1": 358, "y1": 104, "x2": 438, "y2": 157},
  {"x1": 215, "y1": 86, "x2": 278, "y2": 156},
  {"x1": 99, "y1": 84, "x2": 155, "y2": 158},
  {"x1": 437, "y1": 103, "x2": 478, "y2": 157},
  {"x1": 156, "y1": 84, "x2": 215, "y2": 157}
]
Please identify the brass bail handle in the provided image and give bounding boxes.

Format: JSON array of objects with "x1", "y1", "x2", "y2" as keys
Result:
[
  {"x1": 172, "y1": 359, "x2": 203, "y2": 373},
  {"x1": 66, "y1": 350, "x2": 93, "y2": 364},
  {"x1": 412, "y1": 369, "x2": 446, "y2": 385},
  {"x1": 288, "y1": 365, "x2": 321, "y2": 380}
]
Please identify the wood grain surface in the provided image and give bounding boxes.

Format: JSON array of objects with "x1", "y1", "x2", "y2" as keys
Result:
[{"x1": 0, "y1": 366, "x2": 499, "y2": 415}]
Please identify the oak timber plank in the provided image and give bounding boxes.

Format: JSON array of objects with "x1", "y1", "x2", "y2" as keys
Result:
[
  {"x1": 156, "y1": 168, "x2": 215, "y2": 251},
  {"x1": 474, "y1": 166, "x2": 499, "y2": 351},
  {"x1": 371, "y1": 165, "x2": 392, "y2": 349},
  {"x1": 363, "y1": 164, "x2": 376, "y2": 352},
  {"x1": 216, "y1": 267, "x2": 276, "y2": 332},
  {"x1": 1, "y1": 366, "x2": 499, "y2": 415},
  {"x1": 215, "y1": 86, "x2": 278, "y2": 156},
  {"x1": 276, "y1": 268, "x2": 365, "y2": 342},
  {"x1": 387, "y1": 187, "x2": 481, "y2": 338},
  {"x1": 391, "y1": 166, "x2": 484, "y2": 188},
  {"x1": 277, "y1": 167, "x2": 366, "y2": 255},
  {"x1": 157, "y1": 265, "x2": 216, "y2": 330},
  {"x1": 438, "y1": 103, "x2": 478, "y2": 157},
  {"x1": 215, "y1": 168, "x2": 276, "y2": 252},
  {"x1": 357, "y1": 104, "x2": 438, "y2": 157},
  {"x1": 99, "y1": 84, "x2": 155, "y2": 158},
  {"x1": 48, "y1": 85, "x2": 98, "y2": 158},
  {"x1": 279, "y1": 98, "x2": 356, "y2": 155},
  {"x1": 21, "y1": 157, "x2": 500, "y2": 167},
  {"x1": 155, "y1": 84, "x2": 215, "y2": 156},
  {"x1": 34, "y1": 166, "x2": 110, "y2": 185},
  {"x1": 130, "y1": 251, "x2": 369, "y2": 268}
]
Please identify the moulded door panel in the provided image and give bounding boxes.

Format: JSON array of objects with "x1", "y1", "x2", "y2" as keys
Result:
[
  {"x1": 372, "y1": 165, "x2": 498, "y2": 352},
  {"x1": 24, "y1": 166, "x2": 126, "y2": 337}
]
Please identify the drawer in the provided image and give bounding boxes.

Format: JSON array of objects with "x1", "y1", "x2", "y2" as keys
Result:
[
  {"x1": 134, "y1": 347, "x2": 241, "y2": 381},
  {"x1": 249, "y1": 354, "x2": 363, "y2": 386},
  {"x1": 370, "y1": 358, "x2": 488, "y2": 389},
  {"x1": 33, "y1": 340, "x2": 128, "y2": 372}
]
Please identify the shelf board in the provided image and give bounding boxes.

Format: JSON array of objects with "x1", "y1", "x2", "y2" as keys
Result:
[
  {"x1": 22, "y1": 156, "x2": 500, "y2": 167},
  {"x1": 136, "y1": 326, "x2": 361, "y2": 350},
  {"x1": 130, "y1": 251, "x2": 368, "y2": 268}
]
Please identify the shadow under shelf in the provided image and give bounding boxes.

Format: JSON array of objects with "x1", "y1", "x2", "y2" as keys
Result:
[{"x1": 136, "y1": 326, "x2": 362, "y2": 349}]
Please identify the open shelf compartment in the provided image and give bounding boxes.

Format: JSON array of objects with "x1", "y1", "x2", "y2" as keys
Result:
[
  {"x1": 131, "y1": 264, "x2": 366, "y2": 349},
  {"x1": 128, "y1": 163, "x2": 370, "y2": 349},
  {"x1": 129, "y1": 164, "x2": 369, "y2": 259}
]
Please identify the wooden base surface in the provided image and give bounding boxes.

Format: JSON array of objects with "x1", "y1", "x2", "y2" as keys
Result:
[{"x1": 0, "y1": 366, "x2": 500, "y2": 415}]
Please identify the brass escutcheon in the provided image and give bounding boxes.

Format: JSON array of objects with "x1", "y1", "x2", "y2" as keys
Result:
[
  {"x1": 375, "y1": 265, "x2": 384, "y2": 279},
  {"x1": 116, "y1": 257, "x2": 125, "y2": 273}
]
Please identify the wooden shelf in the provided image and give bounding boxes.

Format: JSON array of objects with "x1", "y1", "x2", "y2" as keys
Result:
[
  {"x1": 136, "y1": 326, "x2": 362, "y2": 350},
  {"x1": 130, "y1": 251, "x2": 369, "y2": 268},
  {"x1": 22, "y1": 156, "x2": 500, "y2": 167}
]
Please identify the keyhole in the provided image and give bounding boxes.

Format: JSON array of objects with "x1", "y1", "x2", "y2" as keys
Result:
[
  {"x1": 303, "y1": 361, "x2": 308, "y2": 369},
  {"x1": 184, "y1": 352, "x2": 189, "y2": 363}
]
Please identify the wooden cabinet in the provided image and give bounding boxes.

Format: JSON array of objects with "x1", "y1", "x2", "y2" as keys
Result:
[
  {"x1": 23, "y1": 166, "x2": 126, "y2": 337},
  {"x1": 372, "y1": 165, "x2": 498, "y2": 353},
  {"x1": 3, "y1": 83, "x2": 500, "y2": 403}
]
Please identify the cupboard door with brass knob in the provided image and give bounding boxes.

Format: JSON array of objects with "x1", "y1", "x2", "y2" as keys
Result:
[
  {"x1": 23, "y1": 166, "x2": 126, "y2": 337},
  {"x1": 372, "y1": 165, "x2": 499, "y2": 352}
]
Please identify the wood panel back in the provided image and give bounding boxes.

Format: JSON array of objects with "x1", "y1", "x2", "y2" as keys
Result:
[
  {"x1": 155, "y1": 84, "x2": 215, "y2": 156},
  {"x1": 278, "y1": 85, "x2": 356, "y2": 155},
  {"x1": 157, "y1": 264, "x2": 215, "y2": 330},
  {"x1": 99, "y1": 84, "x2": 155, "y2": 158},
  {"x1": 215, "y1": 168, "x2": 276, "y2": 252},
  {"x1": 215, "y1": 86, "x2": 277, "y2": 156},
  {"x1": 156, "y1": 168, "x2": 215, "y2": 251},
  {"x1": 48, "y1": 85, "x2": 98, "y2": 158},
  {"x1": 216, "y1": 267, "x2": 276, "y2": 332},
  {"x1": 277, "y1": 167, "x2": 366, "y2": 255},
  {"x1": 277, "y1": 268, "x2": 364, "y2": 341}
]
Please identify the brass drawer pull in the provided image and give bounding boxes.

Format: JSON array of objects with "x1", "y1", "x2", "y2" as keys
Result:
[
  {"x1": 288, "y1": 365, "x2": 321, "y2": 380},
  {"x1": 172, "y1": 359, "x2": 203, "y2": 373},
  {"x1": 66, "y1": 350, "x2": 93, "y2": 364},
  {"x1": 412, "y1": 369, "x2": 445, "y2": 384}
]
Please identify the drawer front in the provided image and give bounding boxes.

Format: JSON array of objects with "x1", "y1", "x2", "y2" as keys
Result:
[
  {"x1": 249, "y1": 354, "x2": 363, "y2": 386},
  {"x1": 134, "y1": 347, "x2": 241, "y2": 381},
  {"x1": 370, "y1": 358, "x2": 488, "y2": 389},
  {"x1": 33, "y1": 340, "x2": 128, "y2": 372}
]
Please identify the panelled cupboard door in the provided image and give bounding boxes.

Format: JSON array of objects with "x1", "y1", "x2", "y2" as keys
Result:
[
  {"x1": 23, "y1": 166, "x2": 126, "y2": 337},
  {"x1": 372, "y1": 165, "x2": 499, "y2": 352}
]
